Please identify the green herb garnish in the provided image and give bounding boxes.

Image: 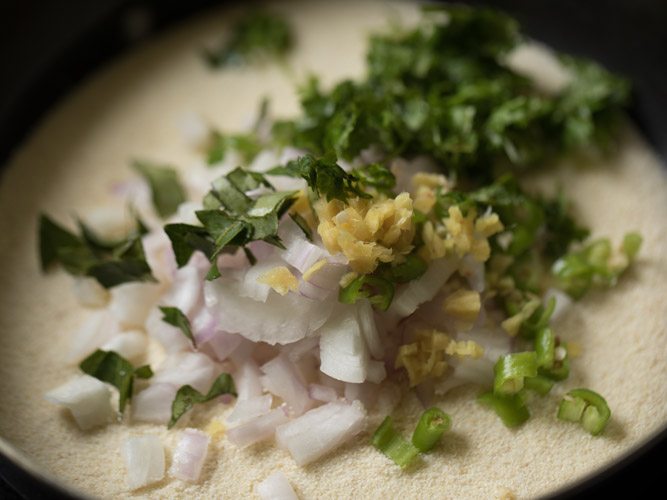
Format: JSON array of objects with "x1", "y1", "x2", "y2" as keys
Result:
[
  {"x1": 39, "y1": 214, "x2": 155, "y2": 288},
  {"x1": 203, "y1": 10, "x2": 293, "y2": 68},
  {"x1": 159, "y1": 306, "x2": 196, "y2": 347},
  {"x1": 132, "y1": 161, "x2": 186, "y2": 218},
  {"x1": 79, "y1": 349, "x2": 153, "y2": 413},
  {"x1": 169, "y1": 373, "x2": 236, "y2": 428}
]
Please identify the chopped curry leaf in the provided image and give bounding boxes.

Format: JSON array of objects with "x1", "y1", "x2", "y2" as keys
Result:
[
  {"x1": 169, "y1": 373, "x2": 236, "y2": 428},
  {"x1": 79, "y1": 349, "x2": 153, "y2": 414},
  {"x1": 132, "y1": 161, "x2": 187, "y2": 218},
  {"x1": 159, "y1": 306, "x2": 196, "y2": 347}
]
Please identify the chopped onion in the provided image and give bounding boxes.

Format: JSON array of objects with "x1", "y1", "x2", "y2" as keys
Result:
[
  {"x1": 256, "y1": 471, "x2": 299, "y2": 500},
  {"x1": 145, "y1": 307, "x2": 192, "y2": 353},
  {"x1": 319, "y1": 306, "x2": 369, "y2": 383},
  {"x1": 303, "y1": 261, "x2": 348, "y2": 290},
  {"x1": 44, "y1": 375, "x2": 113, "y2": 430},
  {"x1": 132, "y1": 383, "x2": 177, "y2": 424},
  {"x1": 227, "y1": 407, "x2": 289, "y2": 448},
  {"x1": 110, "y1": 282, "x2": 162, "y2": 329},
  {"x1": 72, "y1": 277, "x2": 109, "y2": 308},
  {"x1": 101, "y1": 330, "x2": 147, "y2": 362},
  {"x1": 366, "y1": 360, "x2": 387, "y2": 384},
  {"x1": 344, "y1": 382, "x2": 378, "y2": 409},
  {"x1": 356, "y1": 300, "x2": 384, "y2": 359},
  {"x1": 544, "y1": 287, "x2": 573, "y2": 322},
  {"x1": 298, "y1": 280, "x2": 332, "y2": 301},
  {"x1": 308, "y1": 384, "x2": 339, "y2": 403},
  {"x1": 66, "y1": 311, "x2": 119, "y2": 364},
  {"x1": 282, "y1": 336, "x2": 319, "y2": 362},
  {"x1": 205, "y1": 278, "x2": 333, "y2": 345},
  {"x1": 169, "y1": 429, "x2": 210, "y2": 482},
  {"x1": 459, "y1": 255, "x2": 485, "y2": 292},
  {"x1": 235, "y1": 257, "x2": 286, "y2": 302},
  {"x1": 172, "y1": 201, "x2": 204, "y2": 226},
  {"x1": 388, "y1": 257, "x2": 459, "y2": 319},
  {"x1": 279, "y1": 218, "x2": 327, "y2": 273},
  {"x1": 123, "y1": 435, "x2": 165, "y2": 490},
  {"x1": 275, "y1": 401, "x2": 366, "y2": 466},
  {"x1": 261, "y1": 355, "x2": 312, "y2": 416},
  {"x1": 153, "y1": 352, "x2": 218, "y2": 393},
  {"x1": 234, "y1": 360, "x2": 264, "y2": 400},
  {"x1": 142, "y1": 230, "x2": 177, "y2": 284},
  {"x1": 160, "y1": 254, "x2": 207, "y2": 316},
  {"x1": 227, "y1": 395, "x2": 273, "y2": 425},
  {"x1": 83, "y1": 206, "x2": 136, "y2": 242}
]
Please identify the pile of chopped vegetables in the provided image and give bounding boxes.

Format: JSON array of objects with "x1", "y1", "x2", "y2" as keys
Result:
[{"x1": 40, "y1": 5, "x2": 640, "y2": 494}]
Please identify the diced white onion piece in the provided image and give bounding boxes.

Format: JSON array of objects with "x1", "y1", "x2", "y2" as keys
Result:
[
  {"x1": 123, "y1": 435, "x2": 165, "y2": 490},
  {"x1": 44, "y1": 375, "x2": 113, "y2": 430},
  {"x1": 132, "y1": 383, "x2": 177, "y2": 424},
  {"x1": 101, "y1": 330, "x2": 147, "y2": 362},
  {"x1": 356, "y1": 300, "x2": 384, "y2": 359},
  {"x1": 304, "y1": 261, "x2": 348, "y2": 290},
  {"x1": 204, "y1": 279, "x2": 333, "y2": 345},
  {"x1": 145, "y1": 307, "x2": 191, "y2": 353},
  {"x1": 227, "y1": 395, "x2": 273, "y2": 425},
  {"x1": 203, "y1": 331, "x2": 243, "y2": 362},
  {"x1": 389, "y1": 257, "x2": 459, "y2": 318},
  {"x1": 366, "y1": 360, "x2": 387, "y2": 384},
  {"x1": 142, "y1": 230, "x2": 177, "y2": 284},
  {"x1": 256, "y1": 471, "x2": 299, "y2": 500},
  {"x1": 83, "y1": 206, "x2": 136, "y2": 242},
  {"x1": 227, "y1": 407, "x2": 289, "y2": 448},
  {"x1": 279, "y1": 218, "x2": 327, "y2": 273},
  {"x1": 66, "y1": 311, "x2": 119, "y2": 364},
  {"x1": 72, "y1": 277, "x2": 109, "y2": 308},
  {"x1": 261, "y1": 356, "x2": 312, "y2": 416},
  {"x1": 319, "y1": 306, "x2": 369, "y2": 383},
  {"x1": 234, "y1": 360, "x2": 264, "y2": 400},
  {"x1": 169, "y1": 429, "x2": 210, "y2": 482},
  {"x1": 282, "y1": 336, "x2": 319, "y2": 362},
  {"x1": 459, "y1": 255, "x2": 485, "y2": 292},
  {"x1": 236, "y1": 257, "x2": 286, "y2": 302},
  {"x1": 275, "y1": 401, "x2": 366, "y2": 466},
  {"x1": 110, "y1": 282, "x2": 162, "y2": 329},
  {"x1": 248, "y1": 149, "x2": 281, "y2": 173},
  {"x1": 544, "y1": 287, "x2": 573, "y2": 322},
  {"x1": 171, "y1": 201, "x2": 203, "y2": 226},
  {"x1": 298, "y1": 280, "x2": 332, "y2": 301},
  {"x1": 458, "y1": 327, "x2": 511, "y2": 363},
  {"x1": 308, "y1": 384, "x2": 338, "y2": 403},
  {"x1": 153, "y1": 352, "x2": 217, "y2": 393},
  {"x1": 161, "y1": 256, "x2": 206, "y2": 316}
]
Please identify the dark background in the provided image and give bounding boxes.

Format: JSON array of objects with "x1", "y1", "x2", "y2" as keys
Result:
[{"x1": 0, "y1": 0, "x2": 666, "y2": 498}]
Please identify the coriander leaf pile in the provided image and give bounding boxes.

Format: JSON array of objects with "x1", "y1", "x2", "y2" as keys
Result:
[{"x1": 40, "y1": 4, "x2": 642, "y2": 493}]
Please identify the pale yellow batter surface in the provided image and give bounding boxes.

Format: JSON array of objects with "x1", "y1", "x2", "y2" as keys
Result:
[{"x1": 1, "y1": 1, "x2": 666, "y2": 498}]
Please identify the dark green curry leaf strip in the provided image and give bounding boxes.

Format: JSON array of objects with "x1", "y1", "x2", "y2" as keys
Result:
[
  {"x1": 132, "y1": 160, "x2": 187, "y2": 218},
  {"x1": 38, "y1": 214, "x2": 84, "y2": 270},
  {"x1": 159, "y1": 306, "x2": 196, "y2": 347},
  {"x1": 169, "y1": 373, "x2": 237, "y2": 428},
  {"x1": 80, "y1": 350, "x2": 153, "y2": 414}
]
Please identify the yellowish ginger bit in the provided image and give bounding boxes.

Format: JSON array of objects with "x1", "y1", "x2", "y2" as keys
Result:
[
  {"x1": 339, "y1": 271, "x2": 359, "y2": 288},
  {"x1": 501, "y1": 297, "x2": 541, "y2": 337},
  {"x1": 445, "y1": 339, "x2": 484, "y2": 358},
  {"x1": 302, "y1": 259, "x2": 328, "y2": 282},
  {"x1": 566, "y1": 341, "x2": 583, "y2": 358},
  {"x1": 315, "y1": 194, "x2": 415, "y2": 274},
  {"x1": 475, "y1": 212, "x2": 504, "y2": 238},
  {"x1": 411, "y1": 173, "x2": 450, "y2": 214},
  {"x1": 395, "y1": 329, "x2": 452, "y2": 387},
  {"x1": 257, "y1": 266, "x2": 299, "y2": 296},
  {"x1": 442, "y1": 289, "x2": 482, "y2": 330},
  {"x1": 205, "y1": 419, "x2": 226, "y2": 441},
  {"x1": 418, "y1": 221, "x2": 448, "y2": 261},
  {"x1": 289, "y1": 189, "x2": 317, "y2": 230}
]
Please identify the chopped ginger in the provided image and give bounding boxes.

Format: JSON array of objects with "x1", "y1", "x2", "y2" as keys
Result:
[
  {"x1": 339, "y1": 271, "x2": 359, "y2": 288},
  {"x1": 289, "y1": 189, "x2": 317, "y2": 229},
  {"x1": 257, "y1": 266, "x2": 299, "y2": 295},
  {"x1": 315, "y1": 193, "x2": 415, "y2": 273},
  {"x1": 205, "y1": 419, "x2": 226, "y2": 441},
  {"x1": 445, "y1": 339, "x2": 484, "y2": 358},
  {"x1": 303, "y1": 259, "x2": 327, "y2": 282},
  {"x1": 501, "y1": 298, "x2": 541, "y2": 336},
  {"x1": 443, "y1": 289, "x2": 481, "y2": 330}
]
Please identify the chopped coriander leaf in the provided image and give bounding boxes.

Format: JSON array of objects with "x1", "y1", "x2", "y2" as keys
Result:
[
  {"x1": 351, "y1": 163, "x2": 396, "y2": 195},
  {"x1": 557, "y1": 388, "x2": 611, "y2": 436},
  {"x1": 339, "y1": 275, "x2": 394, "y2": 311},
  {"x1": 371, "y1": 416, "x2": 420, "y2": 468},
  {"x1": 203, "y1": 10, "x2": 293, "y2": 68},
  {"x1": 206, "y1": 130, "x2": 263, "y2": 166},
  {"x1": 159, "y1": 306, "x2": 196, "y2": 347},
  {"x1": 268, "y1": 154, "x2": 369, "y2": 203},
  {"x1": 411, "y1": 407, "x2": 451, "y2": 452},
  {"x1": 79, "y1": 350, "x2": 153, "y2": 413},
  {"x1": 132, "y1": 161, "x2": 186, "y2": 218},
  {"x1": 478, "y1": 391, "x2": 530, "y2": 428},
  {"x1": 169, "y1": 373, "x2": 236, "y2": 428},
  {"x1": 39, "y1": 214, "x2": 155, "y2": 288}
]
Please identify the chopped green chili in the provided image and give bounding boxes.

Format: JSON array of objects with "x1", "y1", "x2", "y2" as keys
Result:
[
  {"x1": 493, "y1": 352, "x2": 538, "y2": 395},
  {"x1": 557, "y1": 388, "x2": 611, "y2": 436},
  {"x1": 371, "y1": 416, "x2": 420, "y2": 468},
  {"x1": 411, "y1": 407, "x2": 451, "y2": 452},
  {"x1": 478, "y1": 391, "x2": 530, "y2": 428},
  {"x1": 534, "y1": 327, "x2": 555, "y2": 369}
]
